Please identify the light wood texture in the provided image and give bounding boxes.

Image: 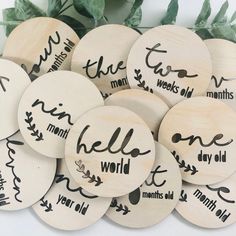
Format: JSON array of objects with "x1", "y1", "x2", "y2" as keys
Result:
[
  {"x1": 71, "y1": 24, "x2": 140, "y2": 98},
  {"x1": 18, "y1": 71, "x2": 104, "y2": 159},
  {"x1": 65, "y1": 106, "x2": 155, "y2": 197},
  {"x1": 106, "y1": 142, "x2": 182, "y2": 228},
  {"x1": 158, "y1": 96, "x2": 236, "y2": 185},
  {"x1": 0, "y1": 59, "x2": 30, "y2": 140},
  {"x1": 33, "y1": 159, "x2": 111, "y2": 231},
  {"x1": 105, "y1": 89, "x2": 169, "y2": 139},
  {"x1": 127, "y1": 25, "x2": 212, "y2": 107},
  {"x1": 205, "y1": 39, "x2": 236, "y2": 110},
  {"x1": 3, "y1": 17, "x2": 79, "y2": 81},
  {"x1": 0, "y1": 132, "x2": 56, "y2": 211},
  {"x1": 176, "y1": 172, "x2": 236, "y2": 228}
]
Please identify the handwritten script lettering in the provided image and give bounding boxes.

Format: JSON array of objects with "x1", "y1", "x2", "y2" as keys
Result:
[
  {"x1": 172, "y1": 133, "x2": 233, "y2": 147},
  {"x1": 32, "y1": 99, "x2": 73, "y2": 125},
  {"x1": 77, "y1": 125, "x2": 151, "y2": 158},
  {"x1": 0, "y1": 76, "x2": 10, "y2": 92},
  {"x1": 145, "y1": 43, "x2": 198, "y2": 79},
  {"x1": 6, "y1": 138, "x2": 24, "y2": 203}
]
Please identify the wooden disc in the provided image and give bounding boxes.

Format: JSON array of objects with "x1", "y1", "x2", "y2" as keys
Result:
[
  {"x1": 33, "y1": 159, "x2": 111, "y2": 231},
  {"x1": 205, "y1": 39, "x2": 236, "y2": 111},
  {"x1": 0, "y1": 59, "x2": 30, "y2": 140},
  {"x1": 105, "y1": 89, "x2": 169, "y2": 139},
  {"x1": 106, "y1": 142, "x2": 182, "y2": 228},
  {"x1": 3, "y1": 17, "x2": 79, "y2": 81},
  {"x1": 65, "y1": 106, "x2": 155, "y2": 197},
  {"x1": 18, "y1": 71, "x2": 104, "y2": 159},
  {"x1": 71, "y1": 24, "x2": 140, "y2": 99},
  {"x1": 158, "y1": 96, "x2": 236, "y2": 185},
  {"x1": 0, "y1": 132, "x2": 56, "y2": 211},
  {"x1": 126, "y1": 25, "x2": 212, "y2": 107},
  {"x1": 176, "y1": 172, "x2": 236, "y2": 228}
]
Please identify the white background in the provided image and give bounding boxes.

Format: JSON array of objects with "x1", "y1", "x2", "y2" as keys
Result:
[{"x1": 1, "y1": 0, "x2": 236, "y2": 235}]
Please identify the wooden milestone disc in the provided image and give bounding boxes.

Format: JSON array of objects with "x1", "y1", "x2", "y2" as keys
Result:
[
  {"x1": 18, "y1": 71, "x2": 104, "y2": 159},
  {"x1": 0, "y1": 59, "x2": 31, "y2": 140},
  {"x1": 158, "y1": 96, "x2": 236, "y2": 185},
  {"x1": 176, "y1": 172, "x2": 236, "y2": 228},
  {"x1": 65, "y1": 106, "x2": 155, "y2": 197},
  {"x1": 3, "y1": 17, "x2": 79, "y2": 81},
  {"x1": 205, "y1": 39, "x2": 236, "y2": 110},
  {"x1": 0, "y1": 132, "x2": 56, "y2": 211},
  {"x1": 71, "y1": 24, "x2": 140, "y2": 99},
  {"x1": 106, "y1": 142, "x2": 182, "y2": 228},
  {"x1": 105, "y1": 89, "x2": 169, "y2": 138},
  {"x1": 127, "y1": 25, "x2": 212, "y2": 107},
  {"x1": 33, "y1": 159, "x2": 111, "y2": 231}
]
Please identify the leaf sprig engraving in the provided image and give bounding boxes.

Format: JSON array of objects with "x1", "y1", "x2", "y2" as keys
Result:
[
  {"x1": 110, "y1": 198, "x2": 131, "y2": 215},
  {"x1": 179, "y1": 189, "x2": 188, "y2": 202},
  {"x1": 134, "y1": 69, "x2": 153, "y2": 93},
  {"x1": 40, "y1": 197, "x2": 53, "y2": 212},
  {"x1": 25, "y1": 111, "x2": 44, "y2": 141},
  {"x1": 75, "y1": 160, "x2": 103, "y2": 187},
  {"x1": 172, "y1": 150, "x2": 198, "y2": 175}
]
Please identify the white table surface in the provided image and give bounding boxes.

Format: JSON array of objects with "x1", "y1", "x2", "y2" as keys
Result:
[{"x1": 1, "y1": 0, "x2": 236, "y2": 235}]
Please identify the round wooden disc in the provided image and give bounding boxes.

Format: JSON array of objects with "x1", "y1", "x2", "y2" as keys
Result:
[
  {"x1": 0, "y1": 59, "x2": 30, "y2": 140},
  {"x1": 71, "y1": 24, "x2": 140, "y2": 99},
  {"x1": 176, "y1": 172, "x2": 236, "y2": 228},
  {"x1": 158, "y1": 96, "x2": 236, "y2": 185},
  {"x1": 33, "y1": 159, "x2": 111, "y2": 231},
  {"x1": 0, "y1": 132, "x2": 56, "y2": 211},
  {"x1": 105, "y1": 89, "x2": 169, "y2": 139},
  {"x1": 3, "y1": 17, "x2": 79, "y2": 81},
  {"x1": 65, "y1": 106, "x2": 155, "y2": 197},
  {"x1": 205, "y1": 39, "x2": 236, "y2": 110},
  {"x1": 126, "y1": 25, "x2": 212, "y2": 107},
  {"x1": 18, "y1": 71, "x2": 104, "y2": 159},
  {"x1": 106, "y1": 142, "x2": 182, "y2": 228}
]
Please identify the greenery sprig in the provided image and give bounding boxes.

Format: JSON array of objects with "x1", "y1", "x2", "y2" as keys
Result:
[{"x1": 1, "y1": 0, "x2": 236, "y2": 43}]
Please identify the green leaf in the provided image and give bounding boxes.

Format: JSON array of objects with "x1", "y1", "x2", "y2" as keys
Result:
[
  {"x1": 230, "y1": 11, "x2": 236, "y2": 23},
  {"x1": 57, "y1": 15, "x2": 87, "y2": 38},
  {"x1": 195, "y1": 28, "x2": 213, "y2": 40},
  {"x1": 124, "y1": 0, "x2": 143, "y2": 27},
  {"x1": 212, "y1": 0, "x2": 229, "y2": 26},
  {"x1": 195, "y1": 0, "x2": 211, "y2": 27},
  {"x1": 15, "y1": 0, "x2": 46, "y2": 21},
  {"x1": 211, "y1": 25, "x2": 236, "y2": 42},
  {"x1": 73, "y1": 0, "x2": 105, "y2": 22},
  {"x1": 161, "y1": 0, "x2": 179, "y2": 25},
  {"x1": 2, "y1": 8, "x2": 22, "y2": 36},
  {"x1": 47, "y1": 0, "x2": 62, "y2": 17}
]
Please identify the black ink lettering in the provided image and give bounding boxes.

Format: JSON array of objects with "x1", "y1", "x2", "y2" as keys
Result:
[
  {"x1": 145, "y1": 165, "x2": 167, "y2": 187},
  {"x1": 211, "y1": 75, "x2": 235, "y2": 88},
  {"x1": 172, "y1": 133, "x2": 233, "y2": 147},
  {"x1": 145, "y1": 43, "x2": 198, "y2": 79},
  {"x1": 206, "y1": 185, "x2": 235, "y2": 204},
  {"x1": 82, "y1": 56, "x2": 126, "y2": 79},
  {"x1": 77, "y1": 125, "x2": 151, "y2": 158},
  {"x1": 6, "y1": 138, "x2": 24, "y2": 203},
  {"x1": 32, "y1": 99, "x2": 73, "y2": 125},
  {"x1": 0, "y1": 76, "x2": 10, "y2": 92}
]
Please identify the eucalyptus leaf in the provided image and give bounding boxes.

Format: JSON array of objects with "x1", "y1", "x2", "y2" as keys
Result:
[
  {"x1": 195, "y1": 28, "x2": 213, "y2": 40},
  {"x1": 230, "y1": 11, "x2": 236, "y2": 23},
  {"x1": 47, "y1": 0, "x2": 62, "y2": 17},
  {"x1": 161, "y1": 0, "x2": 179, "y2": 25},
  {"x1": 124, "y1": 0, "x2": 143, "y2": 27},
  {"x1": 195, "y1": 0, "x2": 211, "y2": 28},
  {"x1": 212, "y1": 0, "x2": 229, "y2": 26},
  {"x1": 15, "y1": 0, "x2": 46, "y2": 20},
  {"x1": 73, "y1": 0, "x2": 105, "y2": 22},
  {"x1": 57, "y1": 15, "x2": 87, "y2": 38},
  {"x1": 211, "y1": 25, "x2": 236, "y2": 42},
  {"x1": 2, "y1": 8, "x2": 22, "y2": 36}
]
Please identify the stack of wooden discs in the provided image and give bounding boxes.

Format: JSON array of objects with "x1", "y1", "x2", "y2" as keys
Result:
[{"x1": 1, "y1": 17, "x2": 236, "y2": 231}]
